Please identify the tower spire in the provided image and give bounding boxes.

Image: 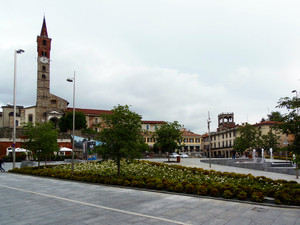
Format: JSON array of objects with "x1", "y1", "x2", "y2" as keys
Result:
[{"x1": 40, "y1": 16, "x2": 48, "y2": 37}]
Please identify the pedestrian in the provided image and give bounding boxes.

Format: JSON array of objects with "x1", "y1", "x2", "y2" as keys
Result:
[{"x1": 0, "y1": 158, "x2": 5, "y2": 172}]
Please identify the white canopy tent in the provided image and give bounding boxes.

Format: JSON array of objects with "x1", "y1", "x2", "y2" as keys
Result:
[
  {"x1": 6, "y1": 147, "x2": 31, "y2": 156},
  {"x1": 56, "y1": 147, "x2": 73, "y2": 156}
]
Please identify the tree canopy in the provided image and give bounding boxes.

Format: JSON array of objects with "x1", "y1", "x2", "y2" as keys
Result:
[
  {"x1": 267, "y1": 111, "x2": 285, "y2": 122},
  {"x1": 59, "y1": 111, "x2": 87, "y2": 132},
  {"x1": 95, "y1": 105, "x2": 148, "y2": 176},
  {"x1": 153, "y1": 121, "x2": 183, "y2": 155},
  {"x1": 234, "y1": 123, "x2": 280, "y2": 153},
  {"x1": 276, "y1": 96, "x2": 300, "y2": 157},
  {"x1": 233, "y1": 124, "x2": 257, "y2": 153},
  {"x1": 23, "y1": 122, "x2": 59, "y2": 165}
]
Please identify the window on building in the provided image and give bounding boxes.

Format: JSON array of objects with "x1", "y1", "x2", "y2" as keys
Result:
[
  {"x1": 226, "y1": 133, "x2": 228, "y2": 138},
  {"x1": 195, "y1": 138, "x2": 200, "y2": 143},
  {"x1": 42, "y1": 66, "x2": 46, "y2": 71},
  {"x1": 28, "y1": 114, "x2": 33, "y2": 122},
  {"x1": 222, "y1": 134, "x2": 224, "y2": 139},
  {"x1": 229, "y1": 132, "x2": 231, "y2": 138},
  {"x1": 95, "y1": 118, "x2": 98, "y2": 124},
  {"x1": 42, "y1": 74, "x2": 46, "y2": 79},
  {"x1": 146, "y1": 124, "x2": 149, "y2": 130},
  {"x1": 147, "y1": 138, "x2": 150, "y2": 142},
  {"x1": 184, "y1": 138, "x2": 187, "y2": 143},
  {"x1": 16, "y1": 120, "x2": 19, "y2": 127},
  {"x1": 214, "y1": 143, "x2": 216, "y2": 148},
  {"x1": 42, "y1": 51, "x2": 47, "y2": 57},
  {"x1": 190, "y1": 138, "x2": 194, "y2": 143},
  {"x1": 155, "y1": 125, "x2": 157, "y2": 130},
  {"x1": 51, "y1": 100, "x2": 56, "y2": 104},
  {"x1": 43, "y1": 40, "x2": 47, "y2": 45},
  {"x1": 226, "y1": 140, "x2": 228, "y2": 147},
  {"x1": 229, "y1": 140, "x2": 232, "y2": 147},
  {"x1": 222, "y1": 141, "x2": 224, "y2": 147},
  {"x1": 214, "y1": 136, "x2": 216, "y2": 141}
]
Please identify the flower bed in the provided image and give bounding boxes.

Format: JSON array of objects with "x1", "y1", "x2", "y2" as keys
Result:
[{"x1": 9, "y1": 160, "x2": 300, "y2": 206}]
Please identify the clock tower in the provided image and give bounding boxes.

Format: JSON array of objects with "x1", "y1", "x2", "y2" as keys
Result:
[
  {"x1": 36, "y1": 17, "x2": 52, "y2": 123},
  {"x1": 34, "y1": 17, "x2": 68, "y2": 124}
]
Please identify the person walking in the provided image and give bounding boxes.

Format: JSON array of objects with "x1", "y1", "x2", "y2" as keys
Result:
[{"x1": 0, "y1": 158, "x2": 5, "y2": 172}]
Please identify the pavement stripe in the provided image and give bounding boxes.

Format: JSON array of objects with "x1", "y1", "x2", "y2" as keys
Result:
[{"x1": 0, "y1": 184, "x2": 191, "y2": 225}]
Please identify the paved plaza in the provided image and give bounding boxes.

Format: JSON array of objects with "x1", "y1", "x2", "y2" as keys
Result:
[{"x1": 0, "y1": 159, "x2": 299, "y2": 224}]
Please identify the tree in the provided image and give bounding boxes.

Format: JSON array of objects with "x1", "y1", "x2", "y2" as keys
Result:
[
  {"x1": 152, "y1": 121, "x2": 183, "y2": 158},
  {"x1": 267, "y1": 111, "x2": 285, "y2": 122},
  {"x1": 233, "y1": 124, "x2": 257, "y2": 154},
  {"x1": 23, "y1": 122, "x2": 59, "y2": 166},
  {"x1": 95, "y1": 105, "x2": 148, "y2": 176},
  {"x1": 276, "y1": 96, "x2": 300, "y2": 178},
  {"x1": 261, "y1": 129, "x2": 280, "y2": 152},
  {"x1": 59, "y1": 111, "x2": 87, "y2": 132}
]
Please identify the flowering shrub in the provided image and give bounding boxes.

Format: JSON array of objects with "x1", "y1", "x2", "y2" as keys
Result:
[{"x1": 9, "y1": 160, "x2": 300, "y2": 206}]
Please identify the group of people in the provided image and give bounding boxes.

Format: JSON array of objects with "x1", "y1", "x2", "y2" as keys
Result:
[{"x1": 0, "y1": 158, "x2": 5, "y2": 172}]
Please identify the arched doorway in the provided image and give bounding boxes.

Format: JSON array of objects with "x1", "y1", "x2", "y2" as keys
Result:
[{"x1": 50, "y1": 117, "x2": 59, "y2": 128}]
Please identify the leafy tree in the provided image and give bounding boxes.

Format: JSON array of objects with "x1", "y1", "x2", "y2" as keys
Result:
[
  {"x1": 59, "y1": 111, "x2": 87, "y2": 132},
  {"x1": 152, "y1": 121, "x2": 183, "y2": 158},
  {"x1": 95, "y1": 105, "x2": 148, "y2": 176},
  {"x1": 276, "y1": 96, "x2": 300, "y2": 178},
  {"x1": 267, "y1": 111, "x2": 285, "y2": 122},
  {"x1": 23, "y1": 122, "x2": 59, "y2": 166},
  {"x1": 233, "y1": 124, "x2": 257, "y2": 154},
  {"x1": 261, "y1": 129, "x2": 280, "y2": 151}
]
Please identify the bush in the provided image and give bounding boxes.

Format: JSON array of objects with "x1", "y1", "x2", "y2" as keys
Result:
[
  {"x1": 8, "y1": 160, "x2": 300, "y2": 206},
  {"x1": 196, "y1": 185, "x2": 208, "y2": 196},
  {"x1": 209, "y1": 187, "x2": 219, "y2": 197},
  {"x1": 251, "y1": 192, "x2": 264, "y2": 202},
  {"x1": 223, "y1": 190, "x2": 234, "y2": 199},
  {"x1": 237, "y1": 191, "x2": 247, "y2": 200},
  {"x1": 185, "y1": 184, "x2": 195, "y2": 194},
  {"x1": 173, "y1": 183, "x2": 184, "y2": 193}
]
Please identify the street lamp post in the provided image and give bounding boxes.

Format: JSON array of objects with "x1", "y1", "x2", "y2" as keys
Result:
[
  {"x1": 207, "y1": 111, "x2": 211, "y2": 168},
  {"x1": 67, "y1": 71, "x2": 75, "y2": 175},
  {"x1": 13, "y1": 49, "x2": 25, "y2": 169},
  {"x1": 292, "y1": 90, "x2": 299, "y2": 179}
]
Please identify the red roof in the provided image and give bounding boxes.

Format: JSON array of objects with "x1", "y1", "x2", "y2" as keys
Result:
[
  {"x1": 252, "y1": 120, "x2": 281, "y2": 127},
  {"x1": 182, "y1": 129, "x2": 201, "y2": 137},
  {"x1": 66, "y1": 108, "x2": 112, "y2": 116},
  {"x1": 142, "y1": 121, "x2": 165, "y2": 124}
]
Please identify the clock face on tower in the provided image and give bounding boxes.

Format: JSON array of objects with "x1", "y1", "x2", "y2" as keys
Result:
[{"x1": 39, "y1": 56, "x2": 49, "y2": 64}]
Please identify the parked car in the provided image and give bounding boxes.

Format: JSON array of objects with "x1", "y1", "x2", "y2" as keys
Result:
[
  {"x1": 169, "y1": 152, "x2": 180, "y2": 158},
  {"x1": 195, "y1": 153, "x2": 206, "y2": 158},
  {"x1": 180, "y1": 153, "x2": 189, "y2": 158}
]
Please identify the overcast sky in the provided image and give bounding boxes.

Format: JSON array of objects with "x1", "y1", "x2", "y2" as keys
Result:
[{"x1": 1, "y1": 0, "x2": 300, "y2": 134}]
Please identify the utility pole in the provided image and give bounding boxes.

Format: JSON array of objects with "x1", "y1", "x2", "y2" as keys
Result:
[{"x1": 207, "y1": 111, "x2": 211, "y2": 168}]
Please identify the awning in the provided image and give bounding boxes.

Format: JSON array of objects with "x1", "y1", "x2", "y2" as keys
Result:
[
  {"x1": 6, "y1": 147, "x2": 31, "y2": 155},
  {"x1": 59, "y1": 147, "x2": 73, "y2": 152}
]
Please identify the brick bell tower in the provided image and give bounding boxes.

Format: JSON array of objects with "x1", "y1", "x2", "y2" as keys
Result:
[{"x1": 36, "y1": 17, "x2": 52, "y2": 123}]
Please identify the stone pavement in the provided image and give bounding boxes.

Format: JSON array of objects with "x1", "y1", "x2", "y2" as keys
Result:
[
  {"x1": 0, "y1": 159, "x2": 300, "y2": 225},
  {"x1": 0, "y1": 172, "x2": 300, "y2": 225}
]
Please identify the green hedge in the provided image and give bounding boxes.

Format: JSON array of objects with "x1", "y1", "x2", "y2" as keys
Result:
[{"x1": 9, "y1": 161, "x2": 300, "y2": 206}]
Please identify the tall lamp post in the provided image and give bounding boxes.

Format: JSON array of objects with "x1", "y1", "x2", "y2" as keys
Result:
[
  {"x1": 67, "y1": 71, "x2": 76, "y2": 175},
  {"x1": 292, "y1": 90, "x2": 299, "y2": 179},
  {"x1": 207, "y1": 111, "x2": 211, "y2": 168},
  {"x1": 13, "y1": 49, "x2": 25, "y2": 169}
]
